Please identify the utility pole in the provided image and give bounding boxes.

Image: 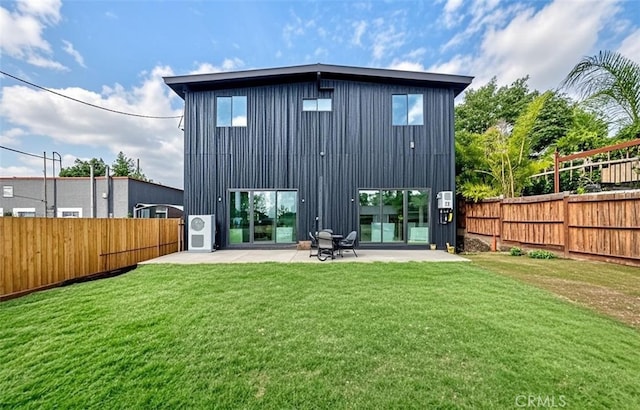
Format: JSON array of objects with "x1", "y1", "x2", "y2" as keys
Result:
[
  {"x1": 52, "y1": 151, "x2": 62, "y2": 217},
  {"x1": 43, "y1": 151, "x2": 48, "y2": 217}
]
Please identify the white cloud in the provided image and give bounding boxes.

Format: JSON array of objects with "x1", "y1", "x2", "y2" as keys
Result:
[
  {"x1": 618, "y1": 28, "x2": 640, "y2": 62},
  {"x1": 16, "y1": 0, "x2": 61, "y2": 24},
  {"x1": 62, "y1": 40, "x2": 86, "y2": 68},
  {"x1": 388, "y1": 61, "x2": 425, "y2": 72},
  {"x1": 0, "y1": 128, "x2": 27, "y2": 145},
  {"x1": 0, "y1": 65, "x2": 185, "y2": 187},
  {"x1": 444, "y1": 0, "x2": 464, "y2": 14},
  {"x1": 24, "y1": 54, "x2": 67, "y2": 71},
  {"x1": 352, "y1": 20, "x2": 367, "y2": 46},
  {"x1": 314, "y1": 47, "x2": 328, "y2": 59},
  {"x1": 428, "y1": 54, "x2": 474, "y2": 75},
  {"x1": 372, "y1": 24, "x2": 406, "y2": 60},
  {"x1": 0, "y1": 152, "x2": 46, "y2": 178},
  {"x1": 0, "y1": 0, "x2": 66, "y2": 70},
  {"x1": 443, "y1": 0, "x2": 465, "y2": 27},
  {"x1": 433, "y1": 0, "x2": 623, "y2": 91},
  {"x1": 190, "y1": 58, "x2": 245, "y2": 75},
  {"x1": 0, "y1": 164, "x2": 39, "y2": 177},
  {"x1": 282, "y1": 11, "x2": 306, "y2": 48}
]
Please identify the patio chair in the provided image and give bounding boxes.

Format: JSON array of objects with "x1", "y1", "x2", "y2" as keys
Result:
[
  {"x1": 338, "y1": 230, "x2": 358, "y2": 257},
  {"x1": 309, "y1": 231, "x2": 318, "y2": 257},
  {"x1": 317, "y1": 231, "x2": 335, "y2": 261}
]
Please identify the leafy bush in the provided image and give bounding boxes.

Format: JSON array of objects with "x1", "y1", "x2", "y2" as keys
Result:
[
  {"x1": 509, "y1": 247, "x2": 524, "y2": 256},
  {"x1": 528, "y1": 250, "x2": 557, "y2": 259}
]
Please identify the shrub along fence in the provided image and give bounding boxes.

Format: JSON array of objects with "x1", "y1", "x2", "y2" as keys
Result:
[
  {"x1": 465, "y1": 191, "x2": 640, "y2": 267},
  {"x1": 1, "y1": 218, "x2": 182, "y2": 300}
]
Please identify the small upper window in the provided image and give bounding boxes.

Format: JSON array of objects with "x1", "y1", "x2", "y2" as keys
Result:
[
  {"x1": 216, "y1": 96, "x2": 247, "y2": 127},
  {"x1": 303, "y1": 98, "x2": 332, "y2": 112},
  {"x1": 3, "y1": 186, "x2": 13, "y2": 198},
  {"x1": 392, "y1": 94, "x2": 424, "y2": 126}
]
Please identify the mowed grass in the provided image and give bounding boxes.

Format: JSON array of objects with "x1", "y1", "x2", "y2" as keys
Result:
[{"x1": 1, "y1": 263, "x2": 639, "y2": 409}]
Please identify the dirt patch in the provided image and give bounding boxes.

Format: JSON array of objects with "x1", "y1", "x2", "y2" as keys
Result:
[
  {"x1": 519, "y1": 275, "x2": 640, "y2": 329},
  {"x1": 464, "y1": 236, "x2": 491, "y2": 252},
  {"x1": 467, "y1": 254, "x2": 640, "y2": 330}
]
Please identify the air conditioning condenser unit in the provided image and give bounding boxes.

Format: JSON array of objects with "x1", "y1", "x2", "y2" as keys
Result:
[{"x1": 188, "y1": 214, "x2": 215, "y2": 252}]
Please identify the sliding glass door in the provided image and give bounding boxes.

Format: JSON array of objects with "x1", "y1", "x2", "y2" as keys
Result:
[
  {"x1": 407, "y1": 190, "x2": 429, "y2": 244},
  {"x1": 229, "y1": 190, "x2": 297, "y2": 244},
  {"x1": 359, "y1": 189, "x2": 430, "y2": 244}
]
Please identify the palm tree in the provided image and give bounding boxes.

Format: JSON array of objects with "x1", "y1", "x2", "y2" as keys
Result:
[{"x1": 562, "y1": 50, "x2": 640, "y2": 134}]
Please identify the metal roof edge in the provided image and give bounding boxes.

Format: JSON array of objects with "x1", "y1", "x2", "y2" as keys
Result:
[{"x1": 163, "y1": 63, "x2": 473, "y2": 98}]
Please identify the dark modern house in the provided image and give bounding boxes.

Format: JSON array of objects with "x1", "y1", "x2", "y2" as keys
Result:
[{"x1": 164, "y1": 64, "x2": 472, "y2": 249}]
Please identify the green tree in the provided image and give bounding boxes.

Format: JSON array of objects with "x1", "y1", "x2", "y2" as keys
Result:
[
  {"x1": 111, "y1": 151, "x2": 148, "y2": 181},
  {"x1": 59, "y1": 158, "x2": 107, "y2": 177},
  {"x1": 456, "y1": 77, "x2": 545, "y2": 199},
  {"x1": 530, "y1": 92, "x2": 574, "y2": 153},
  {"x1": 555, "y1": 107, "x2": 609, "y2": 155},
  {"x1": 460, "y1": 93, "x2": 552, "y2": 199},
  {"x1": 562, "y1": 50, "x2": 640, "y2": 139},
  {"x1": 456, "y1": 76, "x2": 538, "y2": 134}
]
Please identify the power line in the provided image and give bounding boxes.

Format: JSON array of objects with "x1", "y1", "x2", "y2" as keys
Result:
[
  {"x1": 0, "y1": 70, "x2": 182, "y2": 119},
  {"x1": 0, "y1": 145, "x2": 56, "y2": 160}
]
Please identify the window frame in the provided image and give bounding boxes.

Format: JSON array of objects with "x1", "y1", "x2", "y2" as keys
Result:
[
  {"x1": 358, "y1": 188, "x2": 430, "y2": 244},
  {"x1": 392, "y1": 93, "x2": 424, "y2": 126},
  {"x1": 13, "y1": 207, "x2": 36, "y2": 217},
  {"x1": 216, "y1": 95, "x2": 247, "y2": 127},
  {"x1": 302, "y1": 98, "x2": 332, "y2": 112},
  {"x1": 57, "y1": 207, "x2": 83, "y2": 218}
]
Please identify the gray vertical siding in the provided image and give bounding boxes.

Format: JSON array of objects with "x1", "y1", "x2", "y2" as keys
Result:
[
  {"x1": 184, "y1": 79, "x2": 457, "y2": 248},
  {"x1": 0, "y1": 177, "x2": 183, "y2": 218}
]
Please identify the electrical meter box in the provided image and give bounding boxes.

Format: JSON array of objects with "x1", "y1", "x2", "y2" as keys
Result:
[{"x1": 437, "y1": 191, "x2": 453, "y2": 209}]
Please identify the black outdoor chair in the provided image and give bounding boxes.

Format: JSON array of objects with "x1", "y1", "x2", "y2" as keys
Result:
[
  {"x1": 317, "y1": 231, "x2": 335, "y2": 261},
  {"x1": 338, "y1": 230, "x2": 358, "y2": 257},
  {"x1": 309, "y1": 231, "x2": 318, "y2": 257}
]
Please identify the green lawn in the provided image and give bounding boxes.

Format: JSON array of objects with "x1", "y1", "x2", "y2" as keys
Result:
[{"x1": 1, "y1": 262, "x2": 639, "y2": 409}]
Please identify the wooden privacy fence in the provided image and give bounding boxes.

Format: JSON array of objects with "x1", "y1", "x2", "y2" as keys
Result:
[
  {"x1": 1, "y1": 218, "x2": 182, "y2": 300},
  {"x1": 465, "y1": 191, "x2": 640, "y2": 267}
]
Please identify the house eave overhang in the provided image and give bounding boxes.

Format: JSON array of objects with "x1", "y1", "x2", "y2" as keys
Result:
[{"x1": 164, "y1": 63, "x2": 473, "y2": 99}]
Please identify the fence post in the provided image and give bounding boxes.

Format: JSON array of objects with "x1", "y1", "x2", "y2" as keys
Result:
[
  {"x1": 563, "y1": 193, "x2": 570, "y2": 258},
  {"x1": 498, "y1": 199, "x2": 503, "y2": 250}
]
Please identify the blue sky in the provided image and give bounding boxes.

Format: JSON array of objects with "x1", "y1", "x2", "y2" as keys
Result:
[{"x1": 1, "y1": 0, "x2": 639, "y2": 188}]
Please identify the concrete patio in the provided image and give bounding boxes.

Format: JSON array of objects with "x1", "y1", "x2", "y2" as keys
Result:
[{"x1": 141, "y1": 249, "x2": 469, "y2": 264}]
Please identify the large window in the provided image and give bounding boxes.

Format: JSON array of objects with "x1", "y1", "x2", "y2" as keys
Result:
[
  {"x1": 302, "y1": 98, "x2": 332, "y2": 112},
  {"x1": 229, "y1": 190, "x2": 297, "y2": 244},
  {"x1": 57, "y1": 207, "x2": 82, "y2": 218},
  {"x1": 216, "y1": 96, "x2": 247, "y2": 127},
  {"x1": 13, "y1": 207, "x2": 36, "y2": 217},
  {"x1": 392, "y1": 94, "x2": 424, "y2": 126},
  {"x1": 359, "y1": 189, "x2": 430, "y2": 244}
]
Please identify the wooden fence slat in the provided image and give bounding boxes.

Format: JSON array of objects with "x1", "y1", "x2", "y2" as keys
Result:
[
  {"x1": 1, "y1": 218, "x2": 181, "y2": 299},
  {"x1": 465, "y1": 191, "x2": 640, "y2": 267}
]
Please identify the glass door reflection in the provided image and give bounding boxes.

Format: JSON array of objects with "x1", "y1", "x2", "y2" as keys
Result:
[
  {"x1": 229, "y1": 191, "x2": 250, "y2": 244},
  {"x1": 253, "y1": 191, "x2": 276, "y2": 243}
]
